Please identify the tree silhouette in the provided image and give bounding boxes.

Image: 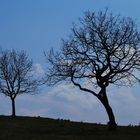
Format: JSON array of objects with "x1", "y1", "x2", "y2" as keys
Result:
[
  {"x1": 0, "y1": 49, "x2": 39, "y2": 116},
  {"x1": 45, "y1": 10, "x2": 140, "y2": 130}
]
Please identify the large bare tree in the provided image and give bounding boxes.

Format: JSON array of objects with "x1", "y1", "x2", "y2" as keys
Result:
[
  {"x1": 0, "y1": 49, "x2": 39, "y2": 116},
  {"x1": 45, "y1": 10, "x2": 140, "y2": 130}
]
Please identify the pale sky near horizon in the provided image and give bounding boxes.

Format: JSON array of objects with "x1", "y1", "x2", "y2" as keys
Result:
[{"x1": 0, "y1": 0, "x2": 140, "y2": 125}]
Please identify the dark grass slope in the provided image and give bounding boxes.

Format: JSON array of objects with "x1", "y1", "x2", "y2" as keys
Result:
[{"x1": 0, "y1": 116, "x2": 140, "y2": 140}]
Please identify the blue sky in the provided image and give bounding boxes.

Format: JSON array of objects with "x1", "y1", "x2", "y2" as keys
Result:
[{"x1": 0, "y1": 0, "x2": 140, "y2": 125}]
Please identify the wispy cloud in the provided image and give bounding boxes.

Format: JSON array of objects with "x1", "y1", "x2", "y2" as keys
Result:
[
  {"x1": 32, "y1": 63, "x2": 45, "y2": 78},
  {"x1": 1, "y1": 83, "x2": 140, "y2": 125},
  {"x1": 108, "y1": 85, "x2": 140, "y2": 125}
]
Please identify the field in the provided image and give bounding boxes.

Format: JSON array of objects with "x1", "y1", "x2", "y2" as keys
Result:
[{"x1": 0, "y1": 116, "x2": 140, "y2": 140}]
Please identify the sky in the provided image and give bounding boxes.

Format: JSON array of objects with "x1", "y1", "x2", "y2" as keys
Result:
[{"x1": 0, "y1": 0, "x2": 140, "y2": 125}]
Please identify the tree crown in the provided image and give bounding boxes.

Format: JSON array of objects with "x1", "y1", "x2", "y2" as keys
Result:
[
  {"x1": 46, "y1": 10, "x2": 140, "y2": 89},
  {"x1": 0, "y1": 49, "x2": 39, "y2": 98}
]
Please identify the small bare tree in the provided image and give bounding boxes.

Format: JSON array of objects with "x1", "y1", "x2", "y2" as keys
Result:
[
  {"x1": 45, "y1": 10, "x2": 140, "y2": 130},
  {"x1": 0, "y1": 49, "x2": 39, "y2": 116}
]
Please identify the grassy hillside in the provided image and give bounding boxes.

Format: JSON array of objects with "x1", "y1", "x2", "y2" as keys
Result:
[{"x1": 0, "y1": 116, "x2": 140, "y2": 140}]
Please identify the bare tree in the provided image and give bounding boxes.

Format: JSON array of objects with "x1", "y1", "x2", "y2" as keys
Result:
[
  {"x1": 0, "y1": 49, "x2": 39, "y2": 116},
  {"x1": 45, "y1": 10, "x2": 140, "y2": 130}
]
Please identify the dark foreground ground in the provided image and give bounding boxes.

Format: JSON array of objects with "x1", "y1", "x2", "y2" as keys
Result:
[{"x1": 0, "y1": 116, "x2": 140, "y2": 140}]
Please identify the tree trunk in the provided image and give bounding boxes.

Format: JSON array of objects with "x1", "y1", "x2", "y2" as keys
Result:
[
  {"x1": 98, "y1": 88, "x2": 117, "y2": 131},
  {"x1": 11, "y1": 98, "x2": 16, "y2": 117},
  {"x1": 102, "y1": 99, "x2": 117, "y2": 130}
]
